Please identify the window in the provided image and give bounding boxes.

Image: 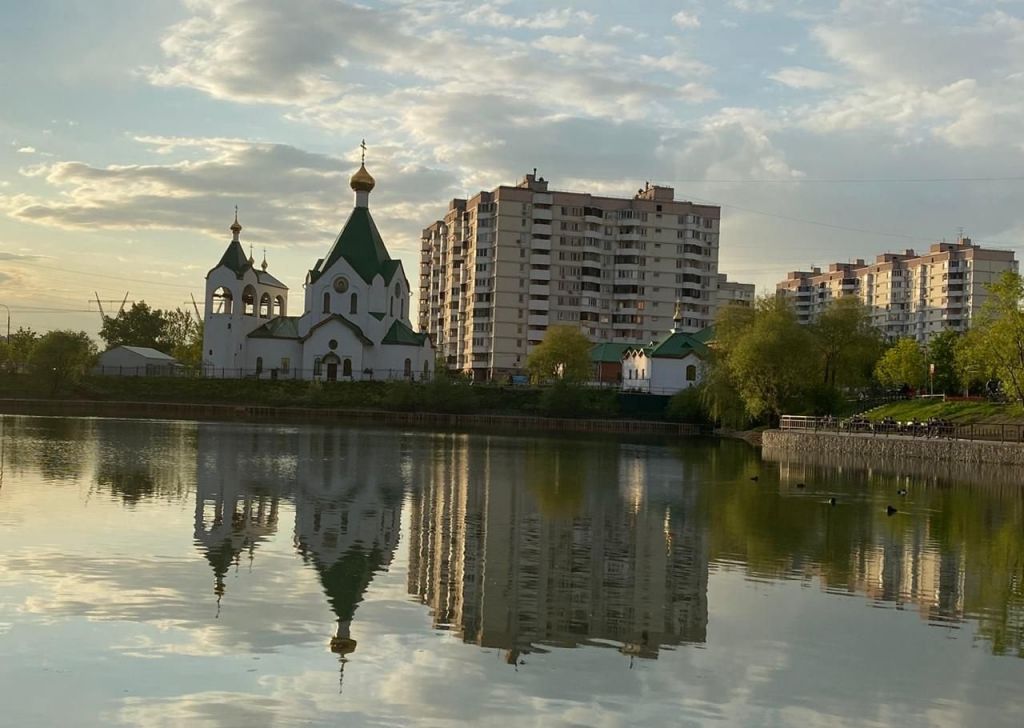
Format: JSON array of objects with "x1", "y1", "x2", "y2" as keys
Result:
[
  {"x1": 390, "y1": 298, "x2": 394, "y2": 316},
  {"x1": 242, "y1": 285, "x2": 257, "y2": 316},
  {"x1": 404, "y1": 358, "x2": 412, "y2": 378},
  {"x1": 343, "y1": 359, "x2": 352, "y2": 377},
  {"x1": 255, "y1": 357, "x2": 263, "y2": 374},
  {"x1": 686, "y1": 364, "x2": 697, "y2": 382},
  {"x1": 313, "y1": 357, "x2": 322, "y2": 376},
  {"x1": 212, "y1": 287, "x2": 233, "y2": 315},
  {"x1": 281, "y1": 357, "x2": 290, "y2": 373},
  {"x1": 322, "y1": 291, "x2": 331, "y2": 313},
  {"x1": 423, "y1": 360, "x2": 429, "y2": 379},
  {"x1": 350, "y1": 292, "x2": 358, "y2": 314}
]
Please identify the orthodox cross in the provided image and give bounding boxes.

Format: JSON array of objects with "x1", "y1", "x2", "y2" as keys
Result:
[{"x1": 360, "y1": 139, "x2": 366, "y2": 165}]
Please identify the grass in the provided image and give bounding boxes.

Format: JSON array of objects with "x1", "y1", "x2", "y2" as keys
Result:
[{"x1": 865, "y1": 398, "x2": 1024, "y2": 424}]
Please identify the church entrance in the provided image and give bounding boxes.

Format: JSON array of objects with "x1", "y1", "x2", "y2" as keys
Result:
[{"x1": 323, "y1": 353, "x2": 341, "y2": 382}]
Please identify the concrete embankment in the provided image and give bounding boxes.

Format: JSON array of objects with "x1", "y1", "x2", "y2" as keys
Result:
[
  {"x1": 763, "y1": 429, "x2": 1024, "y2": 466},
  {"x1": 0, "y1": 397, "x2": 702, "y2": 437}
]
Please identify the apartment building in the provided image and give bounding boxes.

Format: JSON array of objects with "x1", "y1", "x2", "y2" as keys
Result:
[
  {"x1": 715, "y1": 273, "x2": 755, "y2": 308},
  {"x1": 776, "y1": 237, "x2": 1017, "y2": 341},
  {"x1": 420, "y1": 172, "x2": 732, "y2": 380}
]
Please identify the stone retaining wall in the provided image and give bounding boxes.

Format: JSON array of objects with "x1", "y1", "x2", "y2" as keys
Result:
[{"x1": 763, "y1": 429, "x2": 1024, "y2": 466}]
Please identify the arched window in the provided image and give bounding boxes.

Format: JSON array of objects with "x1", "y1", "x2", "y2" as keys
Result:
[
  {"x1": 255, "y1": 356, "x2": 263, "y2": 374},
  {"x1": 350, "y1": 292, "x2": 358, "y2": 315},
  {"x1": 404, "y1": 358, "x2": 412, "y2": 378},
  {"x1": 242, "y1": 285, "x2": 257, "y2": 316},
  {"x1": 322, "y1": 291, "x2": 330, "y2": 314},
  {"x1": 212, "y1": 287, "x2": 233, "y2": 315},
  {"x1": 686, "y1": 364, "x2": 697, "y2": 382},
  {"x1": 273, "y1": 295, "x2": 286, "y2": 317},
  {"x1": 343, "y1": 359, "x2": 352, "y2": 377},
  {"x1": 313, "y1": 357, "x2": 322, "y2": 377},
  {"x1": 259, "y1": 292, "x2": 272, "y2": 318}
]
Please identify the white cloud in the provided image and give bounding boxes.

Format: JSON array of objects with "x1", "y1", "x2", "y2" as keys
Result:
[
  {"x1": 672, "y1": 11, "x2": 701, "y2": 29},
  {"x1": 463, "y1": 4, "x2": 595, "y2": 30},
  {"x1": 769, "y1": 66, "x2": 835, "y2": 90},
  {"x1": 16, "y1": 146, "x2": 36, "y2": 154}
]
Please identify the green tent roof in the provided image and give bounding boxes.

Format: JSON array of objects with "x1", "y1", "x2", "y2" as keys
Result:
[
  {"x1": 300, "y1": 314, "x2": 373, "y2": 346},
  {"x1": 210, "y1": 239, "x2": 252, "y2": 278},
  {"x1": 649, "y1": 332, "x2": 710, "y2": 359},
  {"x1": 381, "y1": 319, "x2": 429, "y2": 346},
  {"x1": 690, "y1": 326, "x2": 715, "y2": 344},
  {"x1": 311, "y1": 206, "x2": 400, "y2": 286}
]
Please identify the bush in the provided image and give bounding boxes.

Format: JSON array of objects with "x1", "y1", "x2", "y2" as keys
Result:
[
  {"x1": 539, "y1": 383, "x2": 618, "y2": 419},
  {"x1": 666, "y1": 387, "x2": 707, "y2": 424}
]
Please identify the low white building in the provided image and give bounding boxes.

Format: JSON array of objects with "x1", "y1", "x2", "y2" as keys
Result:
[
  {"x1": 622, "y1": 306, "x2": 712, "y2": 395},
  {"x1": 94, "y1": 346, "x2": 183, "y2": 377},
  {"x1": 202, "y1": 156, "x2": 434, "y2": 381}
]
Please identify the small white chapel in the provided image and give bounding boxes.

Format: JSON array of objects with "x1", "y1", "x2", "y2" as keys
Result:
[{"x1": 201, "y1": 151, "x2": 434, "y2": 381}]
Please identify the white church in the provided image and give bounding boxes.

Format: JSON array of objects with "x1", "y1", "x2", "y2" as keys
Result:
[{"x1": 202, "y1": 155, "x2": 434, "y2": 381}]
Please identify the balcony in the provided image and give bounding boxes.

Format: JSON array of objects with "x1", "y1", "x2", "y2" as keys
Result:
[
  {"x1": 529, "y1": 283, "x2": 549, "y2": 296},
  {"x1": 528, "y1": 314, "x2": 549, "y2": 327},
  {"x1": 531, "y1": 253, "x2": 551, "y2": 266},
  {"x1": 531, "y1": 223, "x2": 552, "y2": 236},
  {"x1": 529, "y1": 298, "x2": 550, "y2": 311},
  {"x1": 529, "y1": 269, "x2": 551, "y2": 282},
  {"x1": 533, "y1": 208, "x2": 552, "y2": 221}
]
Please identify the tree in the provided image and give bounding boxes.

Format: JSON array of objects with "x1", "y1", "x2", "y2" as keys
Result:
[
  {"x1": 163, "y1": 307, "x2": 203, "y2": 367},
  {"x1": 1, "y1": 326, "x2": 39, "y2": 372},
  {"x1": 926, "y1": 330, "x2": 961, "y2": 395},
  {"x1": 29, "y1": 330, "x2": 98, "y2": 394},
  {"x1": 100, "y1": 302, "x2": 168, "y2": 352},
  {"x1": 955, "y1": 271, "x2": 1024, "y2": 402},
  {"x1": 526, "y1": 326, "x2": 592, "y2": 384},
  {"x1": 811, "y1": 297, "x2": 883, "y2": 388},
  {"x1": 874, "y1": 338, "x2": 927, "y2": 390}
]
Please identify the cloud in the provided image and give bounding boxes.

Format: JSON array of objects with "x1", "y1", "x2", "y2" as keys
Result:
[
  {"x1": 769, "y1": 66, "x2": 835, "y2": 90},
  {"x1": 16, "y1": 147, "x2": 36, "y2": 154},
  {"x1": 463, "y1": 4, "x2": 595, "y2": 30},
  {"x1": 671, "y1": 11, "x2": 701, "y2": 29}
]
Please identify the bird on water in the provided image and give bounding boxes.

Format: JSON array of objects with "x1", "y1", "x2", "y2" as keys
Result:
[
  {"x1": 750, "y1": 475, "x2": 759, "y2": 482},
  {"x1": 827, "y1": 497, "x2": 837, "y2": 506},
  {"x1": 897, "y1": 488, "x2": 908, "y2": 496},
  {"x1": 886, "y1": 505, "x2": 898, "y2": 516}
]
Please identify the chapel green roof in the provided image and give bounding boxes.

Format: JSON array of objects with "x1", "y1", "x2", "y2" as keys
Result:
[
  {"x1": 690, "y1": 326, "x2": 715, "y2": 344},
  {"x1": 300, "y1": 314, "x2": 373, "y2": 346},
  {"x1": 590, "y1": 342, "x2": 636, "y2": 363},
  {"x1": 649, "y1": 332, "x2": 710, "y2": 359},
  {"x1": 247, "y1": 316, "x2": 301, "y2": 340},
  {"x1": 381, "y1": 320, "x2": 429, "y2": 346},
  {"x1": 211, "y1": 239, "x2": 252, "y2": 278},
  {"x1": 311, "y1": 206, "x2": 400, "y2": 286}
]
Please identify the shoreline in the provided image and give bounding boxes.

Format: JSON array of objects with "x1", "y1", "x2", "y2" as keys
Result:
[{"x1": 0, "y1": 397, "x2": 705, "y2": 438}]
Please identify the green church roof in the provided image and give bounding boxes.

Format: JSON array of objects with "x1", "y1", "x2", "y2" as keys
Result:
[
  {"x1": 300, "y1": 314, "x2": 373, "y2": 346},
  {"x1": 311, "y1": 206, "x2": 400, "y2": 286},
  {"x1": 210, "y1": 239, "x2": 252, "y2": 278},
  {"x1": 247, "y1": 316, "x2": 301, "y2": 340},
  {"x1": 381, "y1": 319, "x2": 429, "y2": 346},
  {"x1": 649, "y1": 332, "x2": 710, "y2": 359},
  {"x1": 590, "y1": 342, "x2": 636, "y2": 363}
]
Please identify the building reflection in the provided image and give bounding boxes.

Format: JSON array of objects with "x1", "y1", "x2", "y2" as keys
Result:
[{"x1": 407, "y1": 434, "x2": 709, "y2": 663}]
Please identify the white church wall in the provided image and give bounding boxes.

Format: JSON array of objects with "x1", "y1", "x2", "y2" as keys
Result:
[
  {"x1": 622, "y1": 352, "x2": 650, "y2": 392},
  {"x1": 302, "y1": 323, "x2": 368, "y2": 381},
  {"x1": 649, "y1": 353, "x2": 704, "y2": 395},
  {"x1": 246, "y1": 339, "x2": 303, "y2": 380}
]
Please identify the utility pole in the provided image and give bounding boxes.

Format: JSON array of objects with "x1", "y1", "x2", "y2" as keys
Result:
[
  {"x1": 0, "y1": 303, "x2": 10, "y2": 345},
  {"x1": 90, "y1": 292, "x2": 134, "y2": 325}
]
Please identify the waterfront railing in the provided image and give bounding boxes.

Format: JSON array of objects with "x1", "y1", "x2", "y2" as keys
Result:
[{"x1": 779, "y1": 415, "x2": 1024, "y2": 444}]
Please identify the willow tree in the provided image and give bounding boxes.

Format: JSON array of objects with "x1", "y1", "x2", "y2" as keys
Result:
[
  {"x1": 811, "y1": 297, "x2": 883, "y2": 388},
  {"x1": 956, "y1": 271, "x2": 1024, "y2": 402}
]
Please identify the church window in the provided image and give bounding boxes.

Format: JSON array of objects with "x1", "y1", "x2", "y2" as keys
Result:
[
  {"x1": 322, "y1": 291, "x2": 331, "y2": 314},
  {"x1": 259, "y1": 293, "x2": 272, "y2": 318},
  {"x1": 242, "y1": 285, "x2": 257, "y2": 316},
  {"x1": 686, "y1": 364, "x2": 697, "y2": 382},
  {"x1": 404, "y1": 358, "x2": 412, "y2": 378},
  {"x1": 281, "y1": 357, "x2": 290, "y2": 373},
  {"x1": 350, "y1": 293, "x2": 358, "y2": 315},
  {"x1": 273, "y1": 295, "x2": 285, "y2": 317},
  {"x1": 329, "y1": 339, "x2": 338, "y2": 351},
  {"x1": 333, "y1": 276, "x2": 349, "y2": 293},
  {"x1": 313, "y1": 357, "x2": 322, "y2": 376},
  {"x1": 212, "y1": 287, "x2": 233, "y2": 315},
  {"x1": 422, "y1": 360, "x2": 429, "y2": 379},
  {"x1": 255, "y1": 357, "x2": 263, "y2": 374},
  {"x1": 394, "y1": 282, "x2": 401, "y2": 296},
  {"x1": 343, "y1": 359, "x2": 352, "y2": 377}
]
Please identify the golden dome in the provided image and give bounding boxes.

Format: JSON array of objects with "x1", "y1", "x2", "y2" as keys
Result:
[{"x1": 350, "y1": 163, "x2": 375, "y2": 193}]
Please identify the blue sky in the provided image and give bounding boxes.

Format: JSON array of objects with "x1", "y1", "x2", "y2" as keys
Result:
[{"x1": 2, "y1": 0, "x2": 1024, "y2": 333}]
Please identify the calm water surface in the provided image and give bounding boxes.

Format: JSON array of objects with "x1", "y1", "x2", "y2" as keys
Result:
[{"x1": 0, "y1": 415, "x2": 1022, "y2": 727}]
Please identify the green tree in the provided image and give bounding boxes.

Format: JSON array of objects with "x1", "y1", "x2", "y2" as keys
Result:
[
  {"x1": 100, "y1": 302, "x2": 168, "y2": 352},
  {"x1": 1, "y1": 326, "x2": 39, "y2": 372},
  {"x1": 526, "y1": 325, "x2": 592, "y2": 384},
  {"x1": 874, "y1": 338, "x2": 927, "y2": 390},
  {"x1": 29, "y1": 330, "x2": 98, "y2": 395},
  {"x1": 955, "y1": 271, "x2": 1024, "y2": 402},
  {"x1": 163, "y1": 308, "x2": 203, "y2": 367},
  {"x1": 926, "y1": 330, "x2": 961, "y2": 395},
  {"x1": 811, "y1": 297, "x2": 883, "y2": 388}
]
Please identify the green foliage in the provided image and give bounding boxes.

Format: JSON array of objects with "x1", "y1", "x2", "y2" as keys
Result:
[
  {"x1": 539, "y1": 382, "x2": 618, "y2": 418},
  {"x1": 666, "y1": 386, "x2": 707, "y2": 424},
  {"x1": 0, "y1": 326, "x2": 39, "y2": 372},
  {"x1": 811, "y1": 297, "x2": 883, "y2": 388},
  {"x1": 526, "y1": 326, "x2": 592, "y2": 384},
  {"x1": 100, "y1": 302, "x2": 168, "y2": 352},
  {"x1": 955, "y1": 271, "x2": 1024, "y2": 402},
  {"x1": 164, "y1": 308, "x2": 203, "y2": 367},
  {"x1": 874, "y1": 338, "x2": 927, "y2": 389},
  {"x1": 29, "y1": 330, "x2": 98, "y2": 394},
  {"x1": 926, "y1": 330, "x2": 961, "y2": 395}
]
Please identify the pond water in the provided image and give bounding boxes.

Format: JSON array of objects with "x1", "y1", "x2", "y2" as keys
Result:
[{"x1": 0, "y1": 415, "x2": 1022, "y2": 727}]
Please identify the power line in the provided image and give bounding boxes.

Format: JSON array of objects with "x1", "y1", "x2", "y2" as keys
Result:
[
  {"x1": 2, "y1": 257, "x2": 202, "y2": 291},
  {"x1": 651, "y1": 175, "x2": 1024, "y2": 184}
]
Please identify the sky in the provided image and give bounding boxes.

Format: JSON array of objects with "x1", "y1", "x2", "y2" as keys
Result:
[{"x1": 2, "y1": 0, "x2": 1024, "y2": 336}]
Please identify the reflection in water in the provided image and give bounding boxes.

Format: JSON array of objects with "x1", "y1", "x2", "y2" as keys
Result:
[
  {"x1": 407, "y1": 435, "x2": 708, "y2": 663},
  {"x1": 1, "y1": 415, "x2": 1024, "y2": 725}
]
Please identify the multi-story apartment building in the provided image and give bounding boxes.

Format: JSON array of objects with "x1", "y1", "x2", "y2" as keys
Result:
[
  {"x1": 419, "y1": 172, "x2": 731, "y2": 380},
  {"x1": 776, "y1": 237, "x2": 1017, "y2": 342},
  {"x1": 715, "y1": 273, "x2": 756, "y2": 308}
]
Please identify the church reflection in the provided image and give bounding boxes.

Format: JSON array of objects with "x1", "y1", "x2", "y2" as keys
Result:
[{"x1": 406, "y1": 434, "x2": 710, "y2": 663}]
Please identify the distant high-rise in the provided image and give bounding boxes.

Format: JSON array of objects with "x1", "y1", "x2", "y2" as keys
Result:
[
  {"x1": 776, "y1": 236, "x2": 1018, "y2": 341},
  {"x1": 419, "y1": 172, "x2": 749, "y2": 381}
]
